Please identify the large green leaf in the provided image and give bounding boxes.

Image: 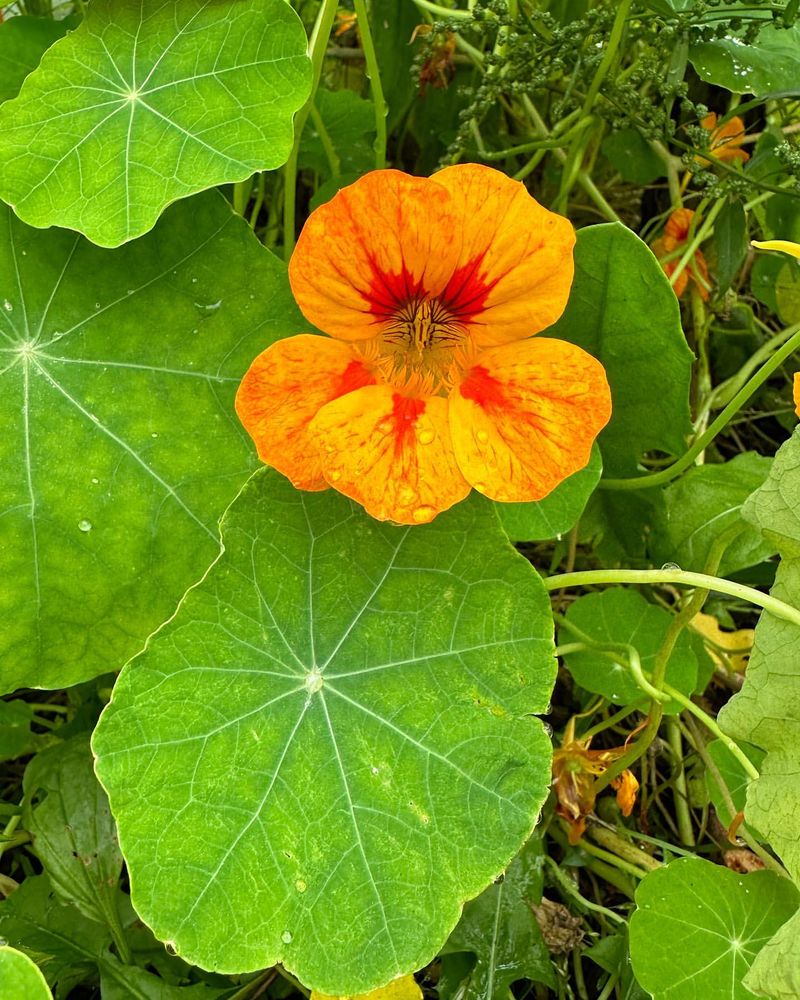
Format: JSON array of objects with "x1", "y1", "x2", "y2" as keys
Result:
[
  {"x1": 546, "y1": 223, "x2": 694, "y2": 476},
  {"x1": 690, "y1": 23, "x2": 800, "y2": 97},
  {"x1": 299, "y1": 88, "x2": 376, "y2": 180},
  {"x1": 559, "y1": 587, "x2": 698, "y2": 712},
  {"x1": 718, "y1": 429, "x2": 800, "y2": 992},
  {"x1": 0, "y1": 945, "x2": 52, "y2": 1000},
  {"x1": 629, "y1": 857, "x2": 799, "y2": 1000},
  {"x1": 0, "y1": 0, "x2": 310, "y2": 247},
  {"x1": 93, "y1": 470, "x2": 556, "y2": 993},
  {"x1": 495, "y1": 444, "x2": 601, "y2": 542},
  {"x1": 445, "y1": 836, "x2": 555, "y2": 997},
  {"x1": 0, "y1": 15, "x2": 72, "y2": 105},
  {"x1": 0, "y1": 192, "x2": 304, "y2": 694},
  {"x1": 650, "y1": 453, "x2": 775, "y2": 575}
]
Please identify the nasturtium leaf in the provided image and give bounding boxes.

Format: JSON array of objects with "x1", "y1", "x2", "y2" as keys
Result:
[
  {"x1": 547, "y1": 223, "x2": 694, "y2": 476},
  {"x1": 93, "y1": 470, "x2": 556, "y2": 994},
  {"x1": 650, "y1": 453, "x2": 775, "y2": 575},
  {"x1": 744, "y1": 913, "x2": 800, "y2": 1000},
  {"x1": 775, "y1": 261, "x2": 800, "y2": 325},
  {"x1": 0, "y1": 699, "x2": 49, "y2": 762},
  {"x1": 0, "y1": 192, "x2": 304, "y2": 694},
  {"x1": 601, "y1": 128, "x2": 664, "y2": 185},
  {"x1": 0, "y1": 15, "x2": 73, "y2": 105},
  {"x1": 23, "y1": 738, "x2": 122, "y2": 927},
  {"x1": 560, "y1": 588, "x2": 698, "y2": 712},
  {"x1": 299, "y1": 89, "x2": 376, "y2": 179},
  {"x1": 629, "y1": 857, "x2": 799, "y2": 1000},
  {"x1": 311, "y1": 973, "x2": 422, "y2": 1000},
  {"x1": 713, "y1": 199, "x2": 747, "y2": 293},
  {"x1": 0, "y1": 0, "x2": 311, "y2": 247},
  {"x1": 445, "y1": 835, "x2": 555, "y2": 997},
  {"x1": 0, "y1": 945, "x2": 52, "y2": 1000},
  {"x1": 373, "y1": 0, "x2": 420, "y2": 133},
  {"x1": 689, "y1": 23, "x2": 800, "y2": 97},
  {"x1": 495, "y1": 445, "x2": 601, "y2": 542}
]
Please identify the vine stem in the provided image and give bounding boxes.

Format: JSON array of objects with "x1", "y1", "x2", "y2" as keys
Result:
[
  {"x1": 545, "y1": 569, "x2": 800, "y2": 629},
  {"x1": 282, "y1": 0, "x2": 339, "y2": 261},
  {"x1": 352, "y1": 0, "x2": 387, "y2": 169},
  {"x1": 601, "y1": 325, "x2": 800, "y2": 490}
]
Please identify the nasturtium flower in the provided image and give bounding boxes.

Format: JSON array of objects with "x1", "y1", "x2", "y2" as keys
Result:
[
  {"x1": 698, "y1": 112, "x2": 749, "y2": 166},
  {"x1": 552, "y1": 721, "x2": 639, "y2": 844},
  {"x1": 236, "y1": 166, "x2": 611, "y2": 524},
  {"x1": 651, "y1": 207, "x2": 710, "y2": 300}
]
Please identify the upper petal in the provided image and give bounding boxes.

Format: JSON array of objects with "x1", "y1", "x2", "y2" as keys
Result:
[
  {"x1": 235, "y1": 335, "x2": 375, "y2": 490},
  {"x1": 449, "y1": 337, "x2": 611, "y2": 502},
  {"x1": 432, "y1": 164, "x2": 575, "y2": 346},
  {"x1": 288, "y1": 170, "x2": 462, "y2": 342},
  {"x1": 308, "y1": 384, "x2": 470, "y2": 523}
]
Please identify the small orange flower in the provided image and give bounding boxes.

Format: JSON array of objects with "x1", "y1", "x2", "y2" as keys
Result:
[
  {"x1": 794, "y1": 373, "x2": 800, "y2": 419},
  {"x1": 236, "y1": 166, "x2": 611, "y2": 524},
  {"x1": 552, "y1": 720, "x2": 639, "y2": 844},
  {"x1": 698, "y1": 112, "x2": 749, "y2": 166},
  {"x1": 650, "y1": 208, "x2": 710, "y2": 300}
]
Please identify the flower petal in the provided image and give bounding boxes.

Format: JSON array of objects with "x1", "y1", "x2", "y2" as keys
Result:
[
  {"x1": 308, "y1": 385, "x2": 470, "y2": 523},
  {"x1": 752, "y1": 239, "x2": 800, "y2": 261},
  {"x1": 289, "y1": 170, "x2": 462, "y2": 342},
  {"x1": 235, "y1": 335, "x2": 375, "y2": 490},
  {"x1": 449, "y1": 337, "x2": 611, "y2": 502},
  {"x1": 794, "y1": 372, "x2": 800, "y2": 418},
  {"x1": 433, "y1": 163, "x2": 575, "y2": 346}
]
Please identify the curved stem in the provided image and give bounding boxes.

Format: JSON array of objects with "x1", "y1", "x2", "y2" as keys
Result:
[
  {"x1": 601, "y1": 325, "x2": 800, "y2": 490},
  {"x1": 545, "y1": 569, "x2": 800, "y2": 629}
]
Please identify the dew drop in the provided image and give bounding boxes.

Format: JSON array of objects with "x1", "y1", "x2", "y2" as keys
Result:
[
  {"x1": 329, "y1": 470, "x2": 342, "y2": 482},
  {"x1": 281, "y1": 930, "x2": 293, "y2": 944},
  {"x1": 165, "y1": 942, "x2": 178, "y2": 957},
  {"x1": 151, "y1": 432, "x2": 158, "y2": 438},
  {"x1": 412, "y1": 505, "x2": 435, "y2": 523},
  {"x1": 78, "y1": 519, "x2": 92, "y2": 533},
  {"x1": 294, "y1": 879, "x2": 307, "y2": 893},
  {"x1": 371, "y1": 766, "x2": 379, "y2": 775},
  {"x1": 377, "y1": 419, "x2": 393, "y2": 434},
  {"x1": 3, "y1": 300, "x2": 12, "y2": 312},
  {"x1": 195, "y1": 299, "x2": 222, "y2": 313},
  {"x1": 661, "y1": 562, "x2": 681, "y2": 571},
  {"x1": 417, "y1": 429, "x2": 435, "y2": 445},
  {"x1": 94, "y1": 302, "x2": 101, "y2": 309},
  {"x1": 191, "y1": 276, "x2": 198, "y2": 284},
  {"x1": 476, "y1": 429, "x2": 489, "y2": 444},
  {"x1": 91, "y1": 477, "x2": 99, "y2": 485}
]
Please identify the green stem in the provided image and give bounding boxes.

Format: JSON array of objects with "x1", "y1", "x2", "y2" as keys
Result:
[
  {"x1": 410, "y1": 0, "x2": 473, "y2": 18},
  {"x1": 580, "y1": 0, "x2": 632, "y2": 117},
  {"x1": 353, "y1": 0, "x2": 387, "y2": 169},
  {"x1": 543, "y1": 857, "x2": 626, "y2": 923},
  {"x1": 308, "y1": 103, "x2": 340, "y2": 177},
  {"x1": 545, "y1": 569, "x2": 800, "y2": 629},
  {"x1": 666, "y1": 718, "x2": 695, "y2": 847},
  {"x1": 576, "y1": 837, "x2": 650, "y2": 880},
  {"x1": 282, "y1": 0, "x2": 339, "y2": 261},
  {"x1": 601, "y1": 325, "x2": 800, "y2": 490},
  {"x1": 586, "y1": 825, "x2": 661, "y2": 872}
]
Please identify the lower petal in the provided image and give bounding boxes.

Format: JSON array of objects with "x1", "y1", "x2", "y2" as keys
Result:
[
  {"x1": 449, "y1": 337, "x2": 611, "y2": 502},
  {"x1": 308, "y1": 385, "x2": 470, "y2": 523},
  {"x1": 235, "y1": 335, "x2": 375, "y2": 490}
]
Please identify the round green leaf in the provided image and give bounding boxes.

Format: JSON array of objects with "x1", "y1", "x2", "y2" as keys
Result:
[
  {"x1": 0, "y1": 946, "x2": 52, "y2": 1000},
  {"x1": 690, "y1": 23, "x2": 800, "y2": 97},
  {"x1": 559, "y1": 587, "x2": 698, "y2": 712},
  {"x1": 0, "y1": 0, "x2": 311, "y2": 247},
  {"x1": 546, "y1": 223, "x2": 693, "y2": 476},
  {"x1": 0, "y1": 193, "x2": 304, "y2": 694},
  {"x1": 630, "y1": 857, "x2": 800, "y2": 1000},
  {"x1": 495, "y1": 444, "x2": 601, "y2": 542},
  {"x1": 0, "y1": 15, "x2": 72, "y2": 106},
  {"x1": 93, "y1": 471, "x2": 556, "y2": 993}
]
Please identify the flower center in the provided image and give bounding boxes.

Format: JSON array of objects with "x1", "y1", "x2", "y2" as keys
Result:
[{"x1": 367, "y1": 295, "x2": 469, "y2": 395}]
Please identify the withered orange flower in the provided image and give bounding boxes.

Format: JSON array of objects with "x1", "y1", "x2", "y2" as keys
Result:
[
  {"x1": 236, "y1": 166, "x2": 611, "y2": 524},
  {"x1": 552, "y1": 721, "x2": 639, "y2": 844},
  {"x1": 698, "y1": 112, "x2": 749, "y2": 166},
  {"x1": 650, "y1": 207, "x2": 710, "y2": 300}
]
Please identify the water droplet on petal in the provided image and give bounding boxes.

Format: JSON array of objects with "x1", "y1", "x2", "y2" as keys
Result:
[
  {"x1": 476, "y1": 429, "x2": 489, "y2": 444},
  {"x1": 329, "y1": 470, "x2": 342, "y2": 482},
  {"x1": 78, "y1": 519, "x2": 92, "y2": 533},
  {"x1": 412, "y1": 505, "x2": 436, "y2": 523},
  {"x1": 377, "y1": 420, "x2": 393, "y2": 434},
  {"x1": 417, "y1": 428, "x2": 435, "y2": 445},
  {"x1": 281, "y1": 930, "x2": 293, "y2": 944}
]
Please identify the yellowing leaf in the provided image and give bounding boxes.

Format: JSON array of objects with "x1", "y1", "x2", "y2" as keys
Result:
[
  {"x1": 311, "y1": 974, "x2": 422, "y2": 1000},
  {"x1": 691, "y1": 612, "x2": 753, "y2": 673}
]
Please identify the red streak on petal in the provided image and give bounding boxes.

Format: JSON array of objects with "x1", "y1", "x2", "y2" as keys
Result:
[
  {"x1": 391, "y1": 394, "x2": 426, "y2": 453},
  {"x1": 367, "y1": 261, "x2": 424, "y2": 318},
  {"x1": 440, "y1": 252, "x2": 497, "y2": 321},
  {"x1": 333, "y1": 359, "x2": 376, "y2": 397},
  {"x1": 458, "y1": 366, "x2": 508, "y2": 410}
]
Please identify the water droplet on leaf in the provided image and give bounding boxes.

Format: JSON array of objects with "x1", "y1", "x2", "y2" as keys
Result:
[
  {"x1": 78, "y1": 519, "x2": 92, "y2": 533},
  {"x1": 281, "y1": 930, "x2": 293, "y2": 944}
]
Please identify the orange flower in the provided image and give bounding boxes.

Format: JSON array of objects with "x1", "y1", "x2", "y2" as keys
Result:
[
  {"x1": 794, "y1": 373, "x2": 800, "y2": 419},
  {"x1": 552, "y1": 720, "x2": 639, "y2": 844},
  {"x1": 698, "y1": 112, "x2": 749, "y2": 166},
  {"x1": 236, "y1": 166, "x2": 611, "y2": 524},
  {"x1": 650, "y1": 207, "x2": 710, "y2": 300}
]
